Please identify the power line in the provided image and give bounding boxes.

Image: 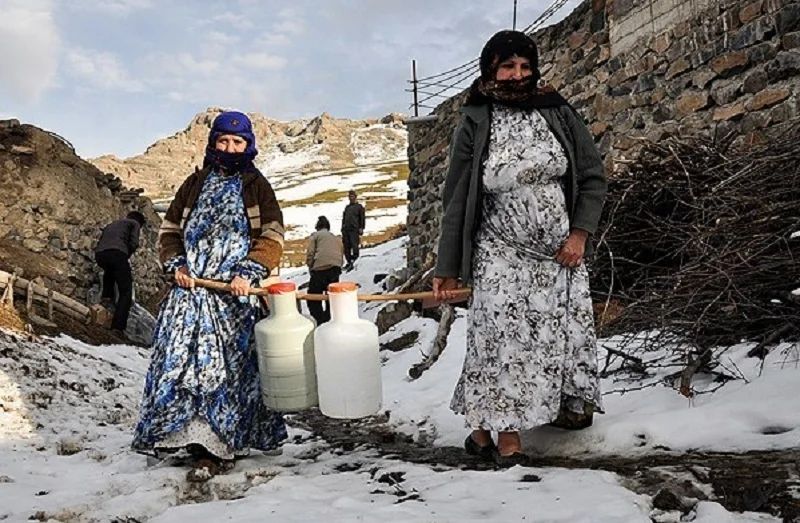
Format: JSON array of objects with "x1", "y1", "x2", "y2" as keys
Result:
[{"x1": 408, "y1": 0, "x2": 575, "y2": 114}]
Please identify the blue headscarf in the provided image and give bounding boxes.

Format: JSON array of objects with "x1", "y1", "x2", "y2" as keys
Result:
[{"x1": 204, "y1": 111, "x2": 258, "y2": 173}]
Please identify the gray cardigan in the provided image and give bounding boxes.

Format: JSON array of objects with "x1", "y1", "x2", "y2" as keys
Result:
[{"x1": 434, "y1": 103, "x2": 606, "y2": 282}]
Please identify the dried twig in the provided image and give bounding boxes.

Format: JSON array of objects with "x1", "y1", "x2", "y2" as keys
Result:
[{"x1": 590, "y1": 123, "x2": 800, "y2": 385}]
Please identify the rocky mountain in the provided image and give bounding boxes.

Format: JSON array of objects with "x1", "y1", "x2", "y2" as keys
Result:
[{"x1": 90, "y1": 108, "x2": 408, "y2": 197}]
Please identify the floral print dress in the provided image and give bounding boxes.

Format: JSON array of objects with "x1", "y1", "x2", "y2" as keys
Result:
[
  {"x1": 450, "y1": 105, "x2": 602, "y2": 432},
  {"x1": 132, "y1": 171, "x2": 287, "y2": 460}
]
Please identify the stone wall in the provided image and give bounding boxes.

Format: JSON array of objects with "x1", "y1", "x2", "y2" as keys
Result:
[
  {"x1": 0, "y1": 119, "x2": 165, "y2": 311},
  {"x1": 610, "y1": 0, "x2": 718, "y2": 54},
  {"x1": 406, "y1": 0, "x2": 800, "y2": 275}
]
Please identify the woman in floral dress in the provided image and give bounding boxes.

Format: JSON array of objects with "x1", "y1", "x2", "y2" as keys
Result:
[
  {"x1": 133, "y1": 111, "x2": 287, "y2": 476},
  {"x1": 433, "y1": 31, "x2": 607, "y2": 466}
]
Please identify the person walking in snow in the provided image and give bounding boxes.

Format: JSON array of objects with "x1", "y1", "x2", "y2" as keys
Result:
[
  {"x1": 132, "y1": 111, "x2": 287, "y2": 477},
  {"x1": 305, "y1": 216, "x2": 344, "y2": 325},
  {"x1": 432, "y1": 31, "x2": 607, "y2": 466},
  {"x1": 94, "y1": 210, "x2": 146, "y2": 335},
  {"x1": 341, "y1": 189, "x2": 365, "y2": 271}
]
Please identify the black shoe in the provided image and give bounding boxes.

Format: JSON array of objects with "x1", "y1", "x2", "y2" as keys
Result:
[
  {"x1": 464, "y1": 435, "x2": 497, "y2": 461},
  {"x1": 492, "y1": 449, "x2": 531, "y2": 467}
]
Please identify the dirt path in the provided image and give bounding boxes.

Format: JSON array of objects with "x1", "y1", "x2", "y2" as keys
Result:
[{"x1": 292, "y1": 410, "x2": 800, "y2": 521}]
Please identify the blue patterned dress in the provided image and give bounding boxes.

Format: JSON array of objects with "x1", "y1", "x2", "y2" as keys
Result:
[{"x1": 132, "y1": 171, "x2": 287, "y2": 459}]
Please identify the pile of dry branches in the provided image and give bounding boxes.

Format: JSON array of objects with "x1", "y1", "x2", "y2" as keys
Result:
[{"x1": 592, "y1": 122, "x2": 800, "y2": 358}]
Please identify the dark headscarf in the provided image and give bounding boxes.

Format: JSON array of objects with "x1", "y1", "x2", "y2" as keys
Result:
[
  {"x1": 465, "y1": 30, "x2": 567, "y2": 110},
  {"x1": 315, "y1": 216, "x2": 331, "y2": 231},
  {"x1": 126, "y1": 210, "x2": 146, "y2": 226},
  {"x1": 203, "y1": 111, "x2": 258, "y2": 173}
]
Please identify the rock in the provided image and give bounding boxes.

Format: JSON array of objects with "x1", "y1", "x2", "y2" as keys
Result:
[
  {"x1": 375, "y1": 301, "x2": 413, "y2": 336},
  {"x1": 676, "y1": 92, "x2": 711, "y2": 117},
  {"x1": 741, "y1": 112, "x2": 771, "y2": 133},
  {"x1": 568, "y1": 31, "x2": 589, "y2": 50},
  {"x1": 652, "y1": 488, "x2": 687, "y2": 512},
  {"x1": 740, "y1": 1, "x2": 764, "y2": 23},
  {"x1": 630, "y1": 73, "x2": 654, "y2": 94},
  {"x1": 596, "y1": 45, "x2": 611, "y2": 66},
  {"x1": 57, "y1": 436, "x2": 84, "y2": 456},
  {"x1": 732, "y1": 18, "x2": 775, "y2": 50},
  {"x1": 692, "y1": 69, "x2": 717, "y2": 88},
  {"x1": 743, "y1": 68, "x2": 769, "y2": 93},
  {"x1": 284, "y1": 121, "x2": 306, "y2": 137},
  {"x1": 380, "y1": 331, "x2": 420, "y2": 353},
  {"x1": 783, "y1": 31, "x2": 800, "y2": 49},
  {"x1": 590, "y1": 121, "x2": 609, "y2": 136},
  {"x1": 746, "y1": 88, "x2": 791, "y2": 111},
  {"x1": 747, "y1": 42, "x2": 779, "y2": 63},
  {"x1": 776, "y1": 3, "x2": 800, "y2": 35},
  {"x1": 766, "y1": 51, "x2": 800, "y2": 82},
  {"x1": 770, "y1": 99, "x2": 798, "y2": 122},
  {"x1": 10, "y1": 145, "x2": 35, "y2": 155},
  {"x1": 710, "y1": 51, "x2": 750, "y2": 77},
  {"x1": 123, "y1": 303, "x2": 156, "y2": 347},
  {"x1": 652, "y1": 33, "x2": 672, "y2": 54},
  {"x1": 689, "y1": 43, "x2": 720, "y2": 68},
  {"x1": 666, "y1": 58, "x2": 691, "y2": 80},
  {"x1": 713, "y1": 102, "x2": 746, "y2": 121},
  {"x1": 711, "y1": 81, "x2": 743, "y2": 105}
]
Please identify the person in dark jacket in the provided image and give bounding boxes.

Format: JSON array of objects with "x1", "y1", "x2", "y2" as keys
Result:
[
  {"x1": 432, "y1": 30, "x2": 607, "y2": 466},
  {"x1": 305, "y1": 216, "x2": 344, "y2": 325},
  {"x1": 341, "y1": 189, "x2": 365, "y2": 271},
  {"x1": 95, "y1": 210, "x2": 146, "y2": 333}
]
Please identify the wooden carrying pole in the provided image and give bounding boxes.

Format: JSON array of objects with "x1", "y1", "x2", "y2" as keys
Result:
[{"x1": 190, "y1": 277, "x2": 472, "y2": 302}]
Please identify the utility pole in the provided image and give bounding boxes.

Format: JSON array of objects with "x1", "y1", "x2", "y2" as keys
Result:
[
  {"x1": 411, "y1": 60, "x2": 419, "y2": 117},
  {"x1": 513, "y1": 0, "x2": 518, "y2": 30}
]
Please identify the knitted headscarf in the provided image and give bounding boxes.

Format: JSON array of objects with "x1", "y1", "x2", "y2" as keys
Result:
[
  {"x1": 465, "y1": 30, "x2": 567, "y2": 110},
  {"x1": 204, "y1": 111, "x2": 258, "y2": 173}
]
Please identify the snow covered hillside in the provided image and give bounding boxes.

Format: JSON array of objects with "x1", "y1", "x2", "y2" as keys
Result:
[
  {"x1": 270, "y1": 161, "x2": 409, "y2": 266},
  {"x1": 1, "y1": 237, "x2": 798, "y2": 522}
]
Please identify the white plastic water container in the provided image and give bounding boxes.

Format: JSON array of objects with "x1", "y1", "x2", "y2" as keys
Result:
[
  {"x1": 254, "y1": 282, "x2": 318, "y2": 412},
  {"x1": 314, "y1": 282, "x2": 382, "y2": 419}
]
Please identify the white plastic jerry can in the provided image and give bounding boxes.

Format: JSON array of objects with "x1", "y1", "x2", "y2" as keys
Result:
[
  {"x1": 254, "y1": 282, "x2": 318, "y2": 412},
  {"x1": 314, "y1": 281, "x2": 382, "y2": 419}
]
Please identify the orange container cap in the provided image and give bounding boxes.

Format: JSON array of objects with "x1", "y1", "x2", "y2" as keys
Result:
[
  {"x1": 328, "y1": 281, "x2": 357, "y2": 293},
  {"x1": 267, "y1": 282, "x2": 296, "y2": 294}
]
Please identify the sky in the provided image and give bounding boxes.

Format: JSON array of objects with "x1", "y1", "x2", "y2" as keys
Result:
[{"x1": 0, "y1": 0, "x2": 580, "y2": 159}]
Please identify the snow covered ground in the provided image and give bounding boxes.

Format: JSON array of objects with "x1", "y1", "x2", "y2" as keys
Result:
[
  {"x1": 1, "y1": 237, "x2": 797, "y2": 522},
  {"x1": 273, "y1": 162, "x2": 408, "y2": 242}
]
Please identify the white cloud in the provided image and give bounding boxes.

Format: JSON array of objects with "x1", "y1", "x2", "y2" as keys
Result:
[
  {"x1": 65, "y1": 48, "x2": 145, "y2": 92},
  {"x1": 70, "y1": 0, "x2": 153, "y2": 15},
  {"x1": 175, "y1": 54, "x2": 220, "y2": 75},
  {"x1": 199, "y1": 12, "x2": 255, "y2": 30},
  {"x1": 258, "y1": 33, "x2": 291, "y2": 47},
  {"x1": 233, "y1": 53, "x2": 287, "y2": 71},
  {"x1": 0, "y1": 0, "x2": 60, "y2": 102},
  {"x1": 275, "y1": 8, "x2": 306, "y2": 36},
  {"x1": 207, "y1": 31, "x2": 241, "y2": 47}
]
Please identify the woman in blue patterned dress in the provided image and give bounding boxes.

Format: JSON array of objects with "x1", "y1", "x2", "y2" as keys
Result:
[{"x1": 133, "y1": 111, "x2": 287, "y2": 475}]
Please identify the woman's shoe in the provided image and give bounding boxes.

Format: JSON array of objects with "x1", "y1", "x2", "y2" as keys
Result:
[
  {"x1": 492, "y1": 449, "x2": 530, "y2": 467},
  {"x1": 464, "y1": 435, "x2": 497, "y2": 461}
]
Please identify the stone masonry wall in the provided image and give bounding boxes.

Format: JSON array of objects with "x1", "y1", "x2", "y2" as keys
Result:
[
  {"x1": 610, "y1": 0, "x2": 718, "y2": 54},
  {"x1": 406, "y1": 0, "x2": 800, "y2": 274},
  {"x1": 0, "y1": 119, "x2": 165, "y2": 311}
]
